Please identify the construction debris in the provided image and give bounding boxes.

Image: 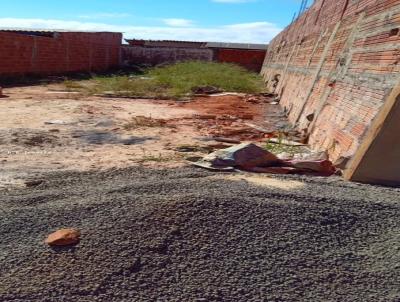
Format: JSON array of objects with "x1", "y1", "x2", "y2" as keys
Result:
[
  {"x1": 193, "y1": 143, "x2": 281, "y2": 170},
  {"x1": 284, "y1": 159, "x2": 336, "y2": 176},
  {"x1": 193, "y1": 143, "x2": 336, "y2": 177}
]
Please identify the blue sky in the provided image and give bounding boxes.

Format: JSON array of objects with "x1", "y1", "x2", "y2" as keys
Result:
[{"x1": 1, "y1": 0, "x2": 305, "y2": 43}]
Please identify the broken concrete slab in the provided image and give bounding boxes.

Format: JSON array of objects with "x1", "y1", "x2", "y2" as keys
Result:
[{"x1": 195, "y1": 143, "x2": 281, "y2": 170}]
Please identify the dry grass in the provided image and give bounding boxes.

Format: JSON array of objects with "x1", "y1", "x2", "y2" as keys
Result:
[
  {"x1": 123, "y1": 116, "x2": 168, "y2": 130},
  {"x1": 63, "y1": 80, "x2": 84, "y2": 91}
]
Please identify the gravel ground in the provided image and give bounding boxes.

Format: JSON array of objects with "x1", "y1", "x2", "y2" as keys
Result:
[{"x1": 1, "y1": 167, "x2": 399, "y2": 302}]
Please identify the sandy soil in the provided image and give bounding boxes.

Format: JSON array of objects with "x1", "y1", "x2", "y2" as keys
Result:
[{"x1": 0, "y1": 84, "x2": 288, "y2": 189}]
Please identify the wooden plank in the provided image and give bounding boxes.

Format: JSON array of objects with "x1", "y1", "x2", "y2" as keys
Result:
[{"x1": 344, "y1": 82, "x2": 400, "y2": 185}]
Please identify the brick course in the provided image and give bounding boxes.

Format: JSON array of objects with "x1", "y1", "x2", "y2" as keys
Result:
[{"x1": 261, "y1": 0, "x2": 400, "y2": 162}]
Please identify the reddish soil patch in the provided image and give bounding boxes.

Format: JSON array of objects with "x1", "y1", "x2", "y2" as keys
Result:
[
  {"x1": 181, "y1": 95, "x2": 261, "y2": 120},
  {"x1": 171, "y1": 95, "x2": 288, "y2": 141}
]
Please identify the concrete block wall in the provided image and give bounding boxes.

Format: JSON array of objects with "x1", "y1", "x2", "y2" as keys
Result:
[
  {"x1": 0, "y1": 31, "x2": 122, "y2": 78},
  {"x1": 261, "y1": 0, "x2": 400, "y2": 162}
]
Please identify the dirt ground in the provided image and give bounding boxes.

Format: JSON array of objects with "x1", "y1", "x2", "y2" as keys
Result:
[
  {"x1": 1, "y1": 84, "x2": 400, "y2": 302},
  {"x1": 0, "y1": 84, "x2": 288, "y2": 189}
]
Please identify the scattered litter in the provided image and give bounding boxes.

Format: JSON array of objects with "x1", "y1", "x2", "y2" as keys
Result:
[{"x1": 45, "y1": 228, "x2": 81, "y2": 247}]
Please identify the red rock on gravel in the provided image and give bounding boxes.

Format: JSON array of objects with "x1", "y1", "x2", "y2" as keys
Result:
[{"x1": 45, "y1": 229, "x2": 81, "y2": 247}]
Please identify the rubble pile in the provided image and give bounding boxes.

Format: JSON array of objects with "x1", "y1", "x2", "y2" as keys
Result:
[{"x1": 193, "y1": 143, "x2": 336, "y2": 176}]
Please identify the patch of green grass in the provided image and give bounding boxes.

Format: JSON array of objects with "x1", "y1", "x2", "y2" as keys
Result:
[
  {"x1": 148, "y1": 61, "x2": 264, "y2": 97},
  {"x1": 68, "y1": 61, "x2": 265, "y2": 99},
  {"x1": 87, "y1": 76, "x2": 169, "y2": 98}
]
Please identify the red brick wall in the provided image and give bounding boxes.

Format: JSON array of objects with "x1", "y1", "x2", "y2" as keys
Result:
[
  {"x1": 0, "y1": 31, "x2": 122, "y2": 78},
  {"x1": 121, "y1": 45, "x2": 214, "y2": 66},
  {"x1": 261, "y1": 0, "x2": 400, "y2": 162},
  {"x1": 216, "y1": 49, "x2": 266, "y2": 72}
]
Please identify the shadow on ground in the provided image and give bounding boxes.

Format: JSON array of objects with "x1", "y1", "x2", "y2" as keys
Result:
[{"x1": 72, "y1": 130, "x2": 156, "y2": 145}]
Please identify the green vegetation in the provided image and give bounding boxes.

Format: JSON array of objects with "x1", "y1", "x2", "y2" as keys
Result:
[
  {"x1": 264, "y1": 132, "x2": 307, "y2": 157},
  {"x1": 64, "y1": 61, "x2": 265, "y2": 99}
]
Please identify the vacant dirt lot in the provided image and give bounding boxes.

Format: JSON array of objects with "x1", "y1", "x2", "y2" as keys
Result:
[
  {"x1": 0, "y1": 84, "x2": 287, "y2": 189},
  {"x1": 1, "y1": 84, "x2": 399, "y2": 302}
]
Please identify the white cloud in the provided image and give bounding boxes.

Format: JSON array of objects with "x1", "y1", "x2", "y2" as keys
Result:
[
  {"x1": 0, "y1": 18, "x2": 281, "y2": 43},
  {"x1": 162, "y1": 18, "x2": 194, "y2": 27}
]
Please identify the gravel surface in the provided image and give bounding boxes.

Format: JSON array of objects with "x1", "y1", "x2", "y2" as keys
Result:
[{"x1": 1, "y1": 167, "x2": 399, "y2": 302}]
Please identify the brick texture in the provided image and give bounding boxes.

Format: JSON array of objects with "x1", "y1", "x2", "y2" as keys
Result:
[
  {"x1": 215, "y1": 49, "x2": 266, "y2": 72},
  {"x1": 0, "y1": 31, "x2": 122, "y2": 78},
  {"x1": 121, "y1": 46, "x2": 214, "y2": 66},
  {"x1": 261, "y1": 0, "x2": 400, "y2": 161}
]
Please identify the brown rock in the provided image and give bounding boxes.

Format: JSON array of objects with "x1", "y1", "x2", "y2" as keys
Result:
[{"x1": 45, "y1": 228, "x2": 81, "y2": 246}]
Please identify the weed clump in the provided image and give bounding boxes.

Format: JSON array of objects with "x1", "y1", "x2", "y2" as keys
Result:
[{"x1": 64, "y1": 61, "x2": 265, "y2": 99}]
